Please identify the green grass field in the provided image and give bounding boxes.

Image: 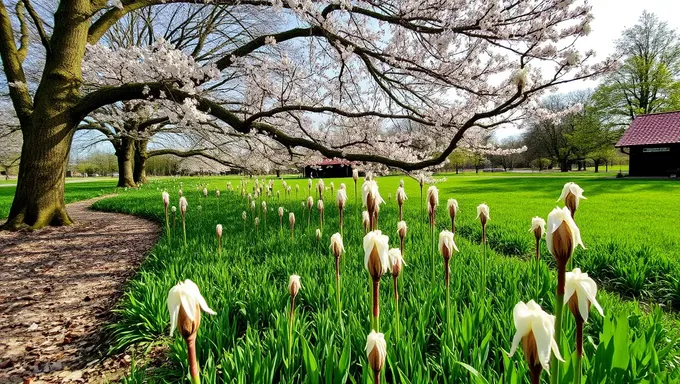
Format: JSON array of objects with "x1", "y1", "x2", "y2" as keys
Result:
[
  {"x1": 0, "y1": 179, "x2": 119, "y2": 220},
  {"x1": 85, "y1": 174, "x2": 679, "y2": 383}
]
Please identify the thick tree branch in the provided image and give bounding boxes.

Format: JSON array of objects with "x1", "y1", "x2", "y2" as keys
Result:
[
  {"x1": 0, "y1": 2, "x2": 33, "y2": 126},
  {"x1": 147, "y1": 147, "x2": 240, "y2": 169},
  {"x1": 21, "y1": 0, "x2": 51, "y2": 55},
  {"x1": 14, "y1": 2, "x2": 29, "y2": 62}
]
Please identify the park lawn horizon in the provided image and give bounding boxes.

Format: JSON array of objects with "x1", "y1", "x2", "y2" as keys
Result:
[
  {"x1": 86, "y1": 173, "x2": 680, "y2": 383},
  {"x1": 0, "y1": 179, "x2": 119, "y2": 220}
]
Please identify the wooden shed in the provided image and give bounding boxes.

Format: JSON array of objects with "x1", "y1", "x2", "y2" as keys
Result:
[{"x1": 615, "y1": 111, "x2": 680, "y2": 177}]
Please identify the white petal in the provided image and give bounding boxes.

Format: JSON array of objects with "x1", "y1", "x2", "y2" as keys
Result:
[
  {"x1": 508, "y1": 330, "x2": 523, "y2": 357},
  {"x1": 532, "y1": 315, "x2": 557, "y2": 371}
]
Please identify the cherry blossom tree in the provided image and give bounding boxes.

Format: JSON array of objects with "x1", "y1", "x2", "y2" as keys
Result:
[{"x1": 1, "y1": 0, "x2": 615, "y2": 229}]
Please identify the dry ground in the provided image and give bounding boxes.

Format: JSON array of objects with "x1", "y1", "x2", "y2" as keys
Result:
[{"x1": 0, "y1": 197, "x2": 159, "y2": 383}]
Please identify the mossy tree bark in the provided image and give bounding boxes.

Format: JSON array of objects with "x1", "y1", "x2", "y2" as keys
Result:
[
  {"x1": 115, "y1": 135, "x2": 137, "y2": 188},
  {"x1": 133, "y1": 138, "x2": 149, "y2": 185}
]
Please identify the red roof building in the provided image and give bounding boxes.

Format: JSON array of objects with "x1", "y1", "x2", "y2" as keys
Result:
[{"x1": 616, "y1": 111, "x2": 680, "y2": 177}]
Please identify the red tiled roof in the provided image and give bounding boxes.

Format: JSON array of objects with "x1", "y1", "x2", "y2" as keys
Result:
[{"x1": 616, "y1": 111, "x2": 680, "y2": 147}]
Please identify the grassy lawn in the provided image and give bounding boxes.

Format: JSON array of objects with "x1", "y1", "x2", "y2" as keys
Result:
[
  {"x1": 0, "y1": 179, "x2": 119, "y2": 220},
  {"x1": 90, "y1": 174, "x2": 679, "y2": 383}
]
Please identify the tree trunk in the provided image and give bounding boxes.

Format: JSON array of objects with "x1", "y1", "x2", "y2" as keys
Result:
[
  {"x1": 1, "y1": 0, "x2": 91, "y2": 230},
  {"x1": 3, "y1": 115, "x2": 76, "y2": 229},
  {"x1": 133, "y1": 139, "x2": 148, "y2": 184},
  {"x1": 560, "y1": 160, "x2": 569, "y2": 172},
  {"x1": 116, "y1": 136, "x2": 136, "y2": 188},
  {"x1": 594, "y1": 160, "x2": 600, "y2": 173}
]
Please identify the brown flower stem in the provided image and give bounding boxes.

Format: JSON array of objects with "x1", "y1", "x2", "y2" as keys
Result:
[
  {"x1": 451, "y1": 217, "x2": 455, "y2": 234},
  {"x1": 185, "y1": 335, "x2": 200, "y2": 384},
  {"x1": 399, "y1": 237, "x2": 404, "y2": 257},
  {"x1": 575, "y1": 317, "x2": 584, "y2": 384},
  {"x1": 430, "y1": 214, "x2": 435, "y2": 282},
  {"x1": 535, "y1": 238, "x2": 541, "y2": 300},
  {"x1": 529, "y1": 363, "x2": 541, "y2": 384},
  {"x1": 339, "y1": 208, "x2": 344, "y2": 238},
  {"x1": 372, "y1": 279, "x2": 380, "y2": 331},
  {"x1": 445, "y1": 258, "x2": 450, "y2": 335},
  {"x1": 374, "y1": 369, "x2": 381, "y2": 384},
  {"x1": 165, "y1": 208, "x2": 170, "y2": 239},
  {"x1": 398, "y1": 205, "x2": 403, "y2": 221},
  {"x1": 393, "y1": 276, "x2": 400, "y2": 340},
  {"x1": 218, "y1": 237, "x2": 221, "y2": 254},
  {"x1": 550, "y1": 262, "x2": 567, "y2": 384},
  {"x1": 335, "y1": 257, "x2": 341, "y2": 323},
  {"x1": 182, "y1": 217, "x2": 187, "y2": 247},
  {"x1": 288, "y1": 295, "x2": 295, "y2": 363}
]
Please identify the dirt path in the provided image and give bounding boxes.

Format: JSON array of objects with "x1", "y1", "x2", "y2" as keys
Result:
[{"x1": 0, "y1": 197, "x2": 159, "y2": 383}]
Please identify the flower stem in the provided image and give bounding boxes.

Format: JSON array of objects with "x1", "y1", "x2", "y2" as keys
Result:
[
  {"x1": 336, "y1": 257, "x2": 342, "y2": 324},
  {"x1": 165, "y1": 209, "x2": 170, "y2": 240},
  {"x1": 372, "y1": 279, "x2": 380, "y2": 331},
  {"x1": 575, "y1": 318, "x2": 584, "y2": 384},
  {"x1": 550, "y1": 263, "x2": 566, "y2": 384},
  {"x1": 288, "y1": 296, "x2": 295, "y2": 364},
  {"x1": 535, "y1": 239, "x2": 541, "y2": 300},
  {"x1": 445, "y1": 258, "x2": 450, "y2": 335},
  {"x1": 182, "y1": 218, "x2": 187, "y2": 247},
  {"x1": 482, "y1": 226, "x2": 487, "y2": 298},
  {"x1": 393, "y1": 276, "x2": 400, "y2": 341},
  {"x1": 529, "y1": 364, "x2": 541, "y2": 384},
  {"x1": 374, "y1": 369, "x2": 380, "y2": 384},
  {"x1": 340, "y1": 208, "x2": 344, "y2": 239},
  {"x1": 186, "y1": 335, "x2": 200, "y2": 384},
  {"x1": 430, "y1": 219, "x2": 435, "y2": 282}
]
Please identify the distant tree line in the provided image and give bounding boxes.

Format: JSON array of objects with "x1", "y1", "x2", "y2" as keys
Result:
[{"x1": 72, "y1": 153, "x2": 181, "y2": 178}]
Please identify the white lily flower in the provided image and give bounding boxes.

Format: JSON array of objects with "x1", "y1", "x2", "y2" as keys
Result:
[
  {"x1": 362, "y1": 180, "x2": 385, "y2": 209},
  {"x1": 365, "y1": 330, "x2": 387, "y2": 373},
  {"x1": 289, "y1": 274, "x2": 301, "y2": 297},
  {"x1": 337, "y1": 189, "x2": 347, "y2": 209},
  {"x1": 508, "y1": 300, "x2": 563, "y2": 372},
  {"x1": 363, "y1": 230, "x2": 390, "y2": 278},
  {"x1": 388, "y1": 248, "x2": 405, "y2": 276},
  {"x1": 179, "y1": 197, "x2": 188, "y2": 216},
  {"x1": 477, "y1": 204, "x2": 490, "y2": 223},
  {"x1": 167, "y1": 279, "x2": 216, "y2": 337},
  {"x1": 564, "y1": 268, "x2": 603, "y2": 322},
  {"x1": 330, "y1": 233, "x2": 344, "y2": 257},
  {"x1": 438, "y1": 230, "x2": 458, "y2": 259},
  {"x1": 427, "y1": 186, "x2": 438, "y2": 212},
  {"x1": 530, "y1": 217, "x2": 546, "y2": 238},
  {"x1": 396, "y1": 187, "x2": 407, "y2": 204},
  {"x1": 546, "y1": 207, "x2": 585, "y2": 264},
  {"x1": 397, "y1": 220, "x2": 407, "y2": 238},
  {"x1": 557, "y1": 182, "x2": 586, "y2": 212}
]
